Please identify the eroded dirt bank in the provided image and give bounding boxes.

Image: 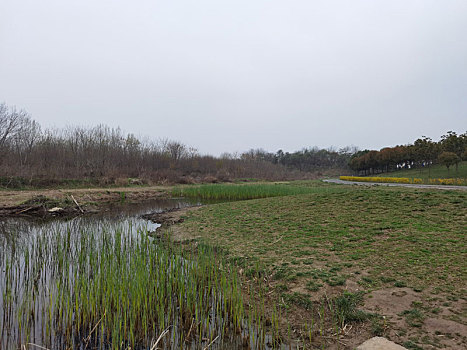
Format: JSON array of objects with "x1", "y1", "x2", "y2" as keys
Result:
[
  {"x1": 142, "y1": 206, "x2": 203, "y2": 242},
  {"x1": 0, "y1": 186, "x2": 171, "y2": 217}
]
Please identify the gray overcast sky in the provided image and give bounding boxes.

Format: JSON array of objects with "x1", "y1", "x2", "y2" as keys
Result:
[{"x1": 1, "y1": 1, "x2": 466, "y2": 155}]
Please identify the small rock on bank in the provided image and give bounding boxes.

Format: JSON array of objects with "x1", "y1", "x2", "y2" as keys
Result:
[{"x1": 357, "y1": 337, "x2": 407, "y2": 350}]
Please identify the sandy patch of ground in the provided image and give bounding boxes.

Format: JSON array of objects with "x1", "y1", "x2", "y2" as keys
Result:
[
  {"x1": 364, "y1": 288, "x2": 419, "y2": 315},
  {"x1": 364, "y1": 288, "x2": 467, "y2": 349}
]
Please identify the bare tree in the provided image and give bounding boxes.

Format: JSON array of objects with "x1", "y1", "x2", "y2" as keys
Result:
[
  {"x1": 1, "y1": 104, "x2": 24, "y2": 148},
  {"x1": 13, "y1": 116, "x2": 42, "y2": 168},
  {"x1": 161, "y1": 139, "x2": 188, "y2": 160},
  {"x1": 0, "y1": 103, "x2": 31, "y2": 165},
  {"x1": 0, "y1": 102, "x2": 308, "y2": 185}
]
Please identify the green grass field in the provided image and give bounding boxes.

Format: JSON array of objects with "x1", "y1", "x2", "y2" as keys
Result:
[
  {"x1": 375, "y1": 161, "x2": 467, "y2": 180},
  {"x1": 177, "y1": 182, "x2": 467, "y2": 349}
]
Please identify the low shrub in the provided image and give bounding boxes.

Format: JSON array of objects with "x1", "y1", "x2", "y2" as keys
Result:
[
  {"x1": 428, "y1": 178, "x2": 466, "y2": 186},
  {"x1": 340, "y1": 176, "x2": 422, "y2": 184},
  {"x1": 340, "y1": 176, "x2": 466, "y2": 186}
]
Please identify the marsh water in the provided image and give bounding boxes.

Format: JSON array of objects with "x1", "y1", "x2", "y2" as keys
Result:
[{"x1": 0, "y1": 198, "x2": 282, "y2": 350}]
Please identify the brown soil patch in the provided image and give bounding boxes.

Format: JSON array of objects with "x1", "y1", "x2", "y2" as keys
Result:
[
  {"x1": 364, "y1": 287, "x2": 419, "y2": 315},
  {"x1": 345, "y1": 279, "x2": 363, "y2": 293},
  {"x1": 425, "y1": 317, "x2": 467, "y2": 335},
  {"x1": 364, "y1": 288, "x2": 467, "y2": 349},
  {"x1": 0, "y1": 186, "x2": 170, "y2": 217}
]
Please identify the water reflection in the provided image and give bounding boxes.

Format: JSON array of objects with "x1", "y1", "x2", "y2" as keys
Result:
[
  {"x1": 0, "y1": 198, "x2": 282, "y2": 350},
  {"x1": 0, "y1": 199, "x2": 202, "y2": 349},
  {"x1": 0, "y1": 198, "x2": 199, "y2": 246}
]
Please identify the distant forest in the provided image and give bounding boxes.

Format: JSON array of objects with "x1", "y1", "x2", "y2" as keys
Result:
[
  {"x1": 348, "y1": 132, "x2": 467, "y2": 175},
  {"x1": 0, "y1": 102, "x2": 465, "y2": 187}
]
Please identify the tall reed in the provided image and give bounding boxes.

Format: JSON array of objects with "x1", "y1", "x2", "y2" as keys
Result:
[
  {"x1": 0, "y1": 220, "x2": 269, "y2": 349},
  {"x1": 172, "y1": 184, "x2": 323, "y2": 200}
]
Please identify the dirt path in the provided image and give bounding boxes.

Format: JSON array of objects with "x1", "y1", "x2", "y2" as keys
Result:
[{"x1": 324, "y1": 178, "x2": 467, "y2": 191}]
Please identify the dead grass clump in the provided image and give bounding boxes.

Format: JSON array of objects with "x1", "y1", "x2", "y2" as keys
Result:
[
  {"x1": 113, "y1": 177, "x2": 128, "y2": 186},
  {"x1": 177, "y1": 176, "x2": 196, "y2": 184},
  {"x1": 202, "y1": 175, "x2": 219, "y2": 183}
]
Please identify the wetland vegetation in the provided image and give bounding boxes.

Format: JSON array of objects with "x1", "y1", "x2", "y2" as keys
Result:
[
  {"x1": 1, "y1": 180, "x2": 466, "y2": 349},
  {"x1": 1, "y1": 223, "x2": 248, "y2": 349},
  {"x1": 171, "y1": 183, "x2": 324, "y2": 201},
  {"x1": 1, "y1": 106, "x2": 466, "y2": 349},
  {"x1": 0, "y1": 202, "x2": 278, "y2": 349},
  {"x1": 176, "y1": 182, "x2": 467, "y2": 349}
]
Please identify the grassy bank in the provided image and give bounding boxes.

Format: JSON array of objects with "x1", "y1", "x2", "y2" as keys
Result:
[
  {"x1": 178, "y1": 182, "x2": 467, "y2": 349},
  {"x1": 374, "y1": 161, "x2": 467, "y2": 180}
]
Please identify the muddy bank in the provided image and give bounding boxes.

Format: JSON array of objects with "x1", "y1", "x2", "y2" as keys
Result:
[
  {"x1": 0, "y1": 186, "x2": 171, "y2": 218},
  {"x1": 142, "y1": 207, "x2": 189, "y2": 226},
  {"x1": 142, "y1": 206, "x2": 203, "y2": 242}
]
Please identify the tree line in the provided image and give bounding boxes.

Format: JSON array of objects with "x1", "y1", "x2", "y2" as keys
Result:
[
  {"x1": 1, "y1": 103, "x2": 310, "y2": 187},
  {"x1": 2, "y1": 102, "x2": 464, "y2": 186},
  {"x1": 348, "y1": 132, "x2": 467, "y2": 175},
  {"x1": 238, "y1": 147, "x2": 357, "y2": 172}
]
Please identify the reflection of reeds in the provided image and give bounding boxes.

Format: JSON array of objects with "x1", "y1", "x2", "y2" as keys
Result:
[
  {"x1": 0, "y1": 222, "x2": 271, "y2": 349},
  {"x1": 172, "y1": 184, "x2": 322, "y2": 200}
]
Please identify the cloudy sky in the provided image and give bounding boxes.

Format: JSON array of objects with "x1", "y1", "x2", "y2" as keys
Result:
[{"x1": 1, "y1": 1, "x2": 466, "y2": 155}]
